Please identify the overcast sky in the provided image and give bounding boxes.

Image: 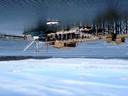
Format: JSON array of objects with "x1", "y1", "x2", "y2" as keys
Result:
[{"x1": 0, "y1": 0, "x2": 128, "y2": 35}]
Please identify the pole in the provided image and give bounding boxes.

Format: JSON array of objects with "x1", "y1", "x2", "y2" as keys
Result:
[{"x1": 35, "y1": 41, "x2": 39, "y2": 58}]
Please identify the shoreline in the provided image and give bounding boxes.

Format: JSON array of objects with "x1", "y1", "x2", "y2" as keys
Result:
[
  {"x1": 0, "y1": 56, "x2": 52, "y2": 61},
  {"x1": 0, "y1": 56, "x2": 128, "y2": 61}
]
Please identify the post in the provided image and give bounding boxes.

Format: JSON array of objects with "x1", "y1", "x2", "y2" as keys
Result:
[
  {"x1": 35, "y1": 41, "x2": 39, "y2": 58},
  {"x1": 96, "y1": 25, "x2": 98, "y2": 36}
]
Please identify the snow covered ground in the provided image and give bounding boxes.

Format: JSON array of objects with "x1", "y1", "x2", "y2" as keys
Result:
[
  {"x1": 0, "y1": 58, "x2": 128, "y2": 96},
  {"x1": 0, "y1": 38, "x2": 128, "y2": 96}
]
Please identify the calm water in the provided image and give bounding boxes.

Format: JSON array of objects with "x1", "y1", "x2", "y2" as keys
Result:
[{"x1": 0, "y1": 38, "x2": 128, "y2": 58}]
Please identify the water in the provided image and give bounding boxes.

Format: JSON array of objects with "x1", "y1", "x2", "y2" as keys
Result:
[{"x1": 0, "y1": 38, "x2": 128, "y2": 58}]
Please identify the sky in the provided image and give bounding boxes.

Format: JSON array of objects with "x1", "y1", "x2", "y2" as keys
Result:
[{"x1": 0, "y1": 0, "x2": 128, "y2": 35}]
